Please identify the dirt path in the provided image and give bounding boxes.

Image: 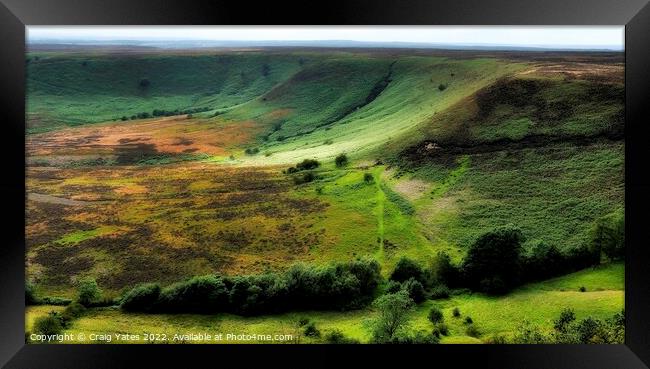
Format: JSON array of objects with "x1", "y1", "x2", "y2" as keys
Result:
[{"x1": 27, "y1": 193, "x2": 93, "y2": 206}]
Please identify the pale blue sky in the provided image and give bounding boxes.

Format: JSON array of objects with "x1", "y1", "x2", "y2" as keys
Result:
[{"x1": 27, "y1": 26, "x2": 624, "y2": 50}]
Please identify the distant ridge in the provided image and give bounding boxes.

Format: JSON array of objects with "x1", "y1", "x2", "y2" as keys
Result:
[{"x1": 26, "y1": 39, "x2": 624, "y2": 52}]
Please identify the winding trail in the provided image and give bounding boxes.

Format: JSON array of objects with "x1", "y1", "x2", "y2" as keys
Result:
[{"x1": 373, "y1": 168, "x2": 386, "y2": 262}]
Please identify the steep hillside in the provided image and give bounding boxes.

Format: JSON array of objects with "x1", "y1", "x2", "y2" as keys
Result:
[{"x1": 26, "y1": 52, "x2": 303, "y2": 131}]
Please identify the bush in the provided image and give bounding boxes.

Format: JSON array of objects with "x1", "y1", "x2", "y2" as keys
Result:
[
  {"x1": 59, "y1": 302, "x2": 86, "y2": 327},
  {"x1": 296, "y1": 159, "x2": 320, "y2": 171},
  {"x1": 139, "y1": 78, "x2": 150, "y2": 88},
  {"x1": 512, "y1": 320, "x2": 549, "y2": 343},
  {"x1": 77, "y1": 278, "x2": 101, "y2": 306},
  {"x1": 434, "y1": 323, "x2": 449, "y2": 336},
  {"x1": 244, "y1": 147, "x2": 260, "y2": 155},
  {"x1": 401, "y1": 278, "x2": 426, "y2": 303},
  {"x1": 452, "y1": 307, "x2": 461, "y2": 317},
  {"x1": 385, "y1": 280, "x2": 402, "y2": 294},
  {"x1": 579, "y1": 286, "x2": 587, "y2": 292},
  {"x1": 303, "y1": 322, "x2": 321, "y2": 337},
  {"x1": 462, "y1": 226, "x2": 524, "y2": 294},
  {"x1": 293, "y1": 171, "x2": 316, "y2": 185},
  {"x1": 335, "y1": 153, "x2": 348, "y2": 167},
  {"x1": 33, "y1": 312, "x2": 63, "y2": 336},
  {"x1": 430, "y1": 284, "x2": 451, "y2": 299},
  {"x1": 391, "y1": 330, "x2": 440, "y2": 344},
  {"x1": 298, "y1": 317, "x2": 310, "y2": 326},
  {"x1": 438, "y1": 83, "x2": 448, "y2": 91},
  {"x1": 390, "y1": 257, "x2": 425, "y2": 284},
  {"x1": 428, "y1": 306, "x2": 444, "y2": 324},
  {"x1": 465, "y1": 324, "x2": 481, "y2": 338},
  {"x1": 324, "y1": 329, "x2": 359, "y2": 344},
  {"x1": 487, "y1": 334, "x2": 508, "y2": 344},
  {"x1": 363, "y1": 173, "x2": 374, "y2": 183},
  {"x1": 121, "y1": 283, "x2": 162, "y2": 312},
  {"x1": 26, "y1": 281, "x2": 38, "y2": 305},
  {"x1": 464, "y1": 316, "x2": 473, "y2": 325}
]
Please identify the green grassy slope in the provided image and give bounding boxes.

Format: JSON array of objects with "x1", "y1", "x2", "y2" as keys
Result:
[
  {"x1": 235, "y1": 57, "x2": 526, "y2": 164},
  {"x1": 26, "y1": 52, "x2": 303, "y2": 131}
]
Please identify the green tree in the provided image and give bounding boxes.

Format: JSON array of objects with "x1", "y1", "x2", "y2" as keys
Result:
[
  {"x1": 369, "y1": 290, "x2": 414, "y2": 343},
  {"x1": 590, "y1": 210, "x2": 624, "y2": 260},
  {"x1": 390, "y1": 257, "x2": 425, "y2": 284},
  {"x1": 77, "y1": 278, "x2": 101, "y2": 306},
  {"x1": 335, "y1": 153, "x2": 348, "y2": 167},
  {"x1": 462, "y1": 226, "x2": 524, "y2": 294}
]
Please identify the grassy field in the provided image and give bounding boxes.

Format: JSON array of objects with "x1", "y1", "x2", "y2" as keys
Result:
[{"x1": 25, "y1": 47, "x2": 625, "y2": 343}]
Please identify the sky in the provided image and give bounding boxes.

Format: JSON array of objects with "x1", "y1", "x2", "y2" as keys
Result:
[{"x1": 27, "y1": 26, "x2": 625, "y2": 50}]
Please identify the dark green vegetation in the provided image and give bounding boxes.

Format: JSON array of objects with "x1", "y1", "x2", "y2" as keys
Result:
[
  {"x1": 25, "y1": 47, "x2": 624, "y2": 343},
  {"x1": 510, "y1": 308, "x2": 625, "y2": 344},
  {"x1": 120, "y1": 258, "x2": 381, "y2": 315}
]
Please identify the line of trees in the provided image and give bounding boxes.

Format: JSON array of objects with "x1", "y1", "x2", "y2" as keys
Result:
[
  {"x1": 120, "y1": 258, "x2": 381, "y2": 316},
  {"x1": 119, "y1": 106, "x2": 211, "y2": 121}
]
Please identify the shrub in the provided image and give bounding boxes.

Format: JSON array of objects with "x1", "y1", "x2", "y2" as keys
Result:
[
  {"x1": 139, "y1": 78, "x2": 150, "y2": 88},
  {"x1": 579, "y1": 286, "x2": 587, "y2": 292},
  {"x1": 462, "y1": 226, "x2": 524, "y2": 294},
  {"x1": 296, "y1": 159, "x2": 320, "y2": 171},
  {"x1": 293, "y1": 171, "x2": 316, "y2": 185},
  {"x1": 465, "y1": 324, "x2": 481, "y2": 338},
  {"x1": 76, "y1": 278, "x2": 101, "y2": 306},
  {"x1": 121, "y1": 283, "x2": 162, "y2": 312},
  {"x1": 298, "y1": 317, "x2": 310, "y2": 326},
  {"x1": 391, "y1": 330, "x2": 440, "y2": 344},
  {"x1": 487, "y1": 334, "x2": 508, "y2": 344},
  {"x1": 59, "y1": 302, "x2": 86, "y2": 327},
  {"x1": 434, "y1": 323, "x2": 449, "y2": 336},
  {"x1": 121, "y1": 116, "x2": 128, "y2": 121},
  {"x1": 324, "y1": 329, "x2": 359, "y2": 344},
  {"x1": 401, "y1": 278, "x2": 426, "y2": 303},
  {"x1": 464, "y1": 316, "x2": 473, "y2": 325},
  {"x1": 303, "y1": 322, "x2": 321, "y2": 337},
  {"x1": 438, "y1": 83, "x2": 448, "y2": 91},
  {"x1": 245, "y1": 147, "x2": 260, "y2": 155},
  {"x1": 385, "y1": 280, "x2": 402, "y2": 294},
  {"x1": 512, "y1": 320, "x2": 549, "y2": 343},
  {"x1": 33, "y1": 312, "x2": 63, "y2": 336},
  {"x1": 452, "y1": 307, "x2": 461, "y2": 317},
  {"x1": 430, "y1": 284, "x2": 451, "y2": 299},
  {"x1": 335, "y1": 153, "x2": 348, "y2": 167},
  {"x1": 26, "y1": 281, "x2": 38, "y2": 305},
  {"x1": 363, "y1": 173, "x2": 374, "y2": 183},
  {"x1": 428, "y1": 306, "x2": 444, "y2": 324},
  {"x1": 390, "y1": 257, "x2": 425, "y2": 284}
]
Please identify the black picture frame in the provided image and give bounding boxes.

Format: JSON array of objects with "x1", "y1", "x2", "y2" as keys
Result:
[{"x1": 1, "y1": 0, "x2": 649, "y2": 368}]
